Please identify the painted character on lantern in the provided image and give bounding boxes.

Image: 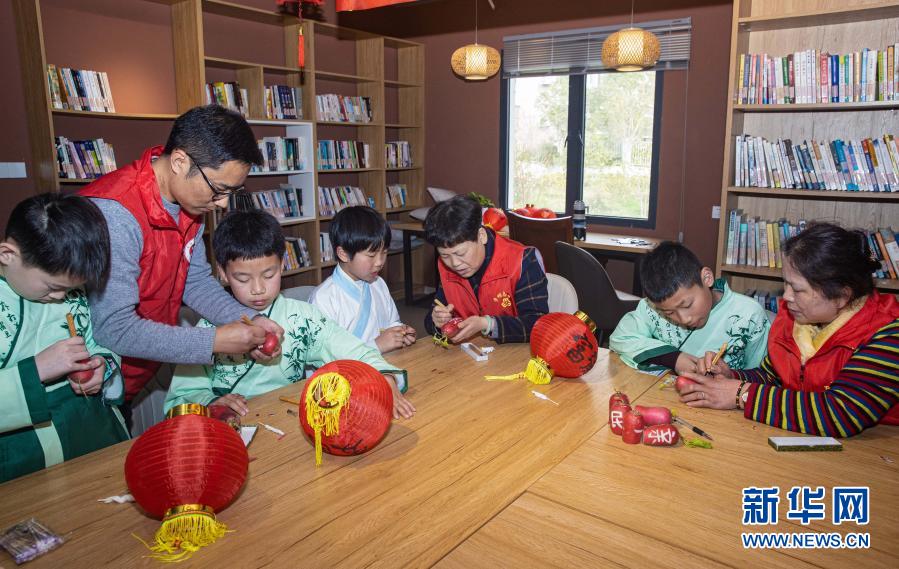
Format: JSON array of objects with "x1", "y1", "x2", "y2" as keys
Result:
[{"x1": 565, "y1": 333, "x2": 598, "y2": 372}]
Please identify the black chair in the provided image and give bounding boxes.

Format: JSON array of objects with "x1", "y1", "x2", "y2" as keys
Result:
[
  {"x1": 555, "y1": 241, "x2": 640, "y2": 345},
  {"x1": 506, "y1": 211, "x2": 573, "y2": 275}
]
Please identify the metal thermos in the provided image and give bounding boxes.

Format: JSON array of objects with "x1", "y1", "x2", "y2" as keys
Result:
[{"x1": 573, "y1": 199, "x2": 587, "y2": 240}]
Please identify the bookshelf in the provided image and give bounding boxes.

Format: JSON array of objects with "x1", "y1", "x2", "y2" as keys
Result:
[
  {"x1": 716, "y1": 0, "x2": 899, "y2": 299},
  {"x1": 13, "y1": 0, "x2": 425, "y2": 290}
]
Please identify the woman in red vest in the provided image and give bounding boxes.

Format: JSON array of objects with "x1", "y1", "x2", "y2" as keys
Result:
[
  {"x1": 678, "y1": 223, "x2": 899, "y2": 437},
  {"x1": 423, "y1": 195, "x2": 548, "y2": 344},
  {"x1": 82, "y1": 106, "x2": 283, "y2": 416}
]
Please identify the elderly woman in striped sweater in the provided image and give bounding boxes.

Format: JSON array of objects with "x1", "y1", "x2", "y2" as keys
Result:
[{"x1": 678, "y1": 222, "x2": 899, "y2": 437}]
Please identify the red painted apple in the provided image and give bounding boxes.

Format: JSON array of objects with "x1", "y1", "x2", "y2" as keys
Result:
[
  {"x1": 441, "y1": 317, "x2": 464, "y2": 339},
  {"x1": 675, "y1": 375, "x2": 698, "y2": 393},
  {"x1": 482, "y1": 207, "x2": 507, "y2": 231},
  {"x1": 260, "y1": 332, "x2": 280, "y2": 356}
]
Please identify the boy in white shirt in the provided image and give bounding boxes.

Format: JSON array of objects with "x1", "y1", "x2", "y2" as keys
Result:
[{"x1": 311, "y1": 206, "x2": 416, "y2": 353}]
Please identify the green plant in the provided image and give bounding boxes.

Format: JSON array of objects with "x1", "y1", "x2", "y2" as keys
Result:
[{"x1": 468, "y1": 192, "x2": 495, "y2": 207}]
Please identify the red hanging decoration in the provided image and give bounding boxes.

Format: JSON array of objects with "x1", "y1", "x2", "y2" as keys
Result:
[
  {"x1": 528, "y1": 311, "x2": 599, "y2": 381},
  {"x1": 125, "y1": 404, "x2": 249, "y2": 562},
  {"x1": 299, "y1": 360, "x2": 393, "y2": 465},
  {"x1": 298, "y1": 27, "x2": 305, "y2": 68},
  {"x1": 337, "y1": 0, "x2": 418, "y2": 11}
]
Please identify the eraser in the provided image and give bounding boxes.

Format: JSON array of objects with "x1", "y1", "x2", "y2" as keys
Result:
[{"x1": 768, "y1": 436, "x2": 842, "y2": 451}]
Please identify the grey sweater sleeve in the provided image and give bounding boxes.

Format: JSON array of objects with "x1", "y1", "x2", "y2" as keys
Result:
[
  {"x1": 87, "y1": 198, "x2": 215, "y2": 365},
  {"x1": 182, "y1": 230, "x2": 257, "y2": 326}
]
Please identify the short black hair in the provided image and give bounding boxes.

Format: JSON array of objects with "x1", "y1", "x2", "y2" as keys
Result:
[
  {"x1": 640, "y1": 241, "x2": 705, "y2": 303},
  {"x1": 330, "y1": 206, "x2": 391, "y2": 257},
  {"x1": 783, "y1": 222, "x2": 880, "y2": 301},
  {"x1": 163, "y1": 105, "x2": 263, "y2": 171},
  {"x1": 4, "y1": 193, "x2": 110, "y2": 290},
  {"x1": 423, "y1": 195, "x2": 482, "y2": 248},
  {"x1": 212, "y1": 210, "x2": 286, "y2": 268}
]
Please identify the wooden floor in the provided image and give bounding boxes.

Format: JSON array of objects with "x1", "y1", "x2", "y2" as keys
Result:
[{"x1": 1, "y1": 341, "x2": 896, "y2": 568}]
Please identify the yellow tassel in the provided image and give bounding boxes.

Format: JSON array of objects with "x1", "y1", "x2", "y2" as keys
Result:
[
  {"x1": 484, "y1": 373, "x2": 525, "y2": 381},
  {"x1": 524, "y1": 357, "x2": 553, "y2": 385},
  {"x1": 305, "y1": 372, "x2": 352, "y2": 466},
  {"x1": 134, "y1": 505, "x2": 229, "y2": 563}
]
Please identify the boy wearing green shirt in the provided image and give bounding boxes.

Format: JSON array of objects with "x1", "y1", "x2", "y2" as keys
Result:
[
  {"x1": 0, "y1": 194, "x2": 127, "y2": 483},
  {"x1": 165, "y1": 210, "x2": 415, "y2": 419},
  {"x1": 610, "y1": 241, "x2": 770, "y2": 374}
]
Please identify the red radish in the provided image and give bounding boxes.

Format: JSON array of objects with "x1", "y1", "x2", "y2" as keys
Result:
[
  {"x1": 209, "y1": 404, "x2": 242, "y2": 431},
  {"x1": 634, "y1": 405, "x2": 672, "y2": 426},
  {"x1": 621, "y1": 410, "x2": 644, "y2": 444},
  {"x1": 260, "y1": 332, "x2": 280, "y2": 356},
  {"x1": 675, "y1": 375, "x2": 698, "y2": 393},
  {"x1": 609, "y1": 391, "x2": 630, "y2": 407},
  {"x1": 482, "y1": 207, "x2": 507, "y2": 231},
  {"x1": 609, "y1": 400, "x2": 631, "y2": 435},
  {"x1": 642, "y1": 424, "x2": 681, "y2": 446},
  {"x1": 441, "y1": 317, "x2": 464, "y2": 339},
  {"x1": 69, "y1": 360, "x2": 93, "y2": 384}
]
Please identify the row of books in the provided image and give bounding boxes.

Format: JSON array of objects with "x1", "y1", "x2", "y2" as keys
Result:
[
  {"x1": 47, "y1": 65, "x2": 116, "y2": 112},
  {"x1": 315, "y1": 94, "x2": 373, "y2": 123},
  {"x1": 725, "y1": 211, "x2": 804, "y2": 269},
  {"x1": 870, "y1": 228, "x2": 899, "y2": 279},
  {"x1": 55, "y1": 137, "x2": 117, "y2": 180},
  {"x1": 733, "y1": 134, "x2": 899, "y2": 192},
  {"x1": 745, "y1": 290, "x2": 783, "y2": 315},
  {"x1": 385, "y1": 183, "x2": 408, "y2": 208},
  {"x1": 227, "y1": 184, "x2": 307, "y2": 220},
  {"x1": 205, "y1": 82, "x2": 250, "y2": 117},
  {"x1": 318, "y1": 186, "x2": 374, "y2": 216},
  {"x1": 253, "y1": 137, "x2": 306, "y2": 173},
  {"x1": 735, "y1": 45, "x2": 899, "y2": 105},
  {"x1": 320, "y1": 232, "x2": 335, "y2": 263},
  {"x1": 265, "y1": 85, "x2": 303, "y2": 120},
  {"x1": 317, "y1": 140, "x2": 371, "y2": 170},
  {"x1": 386, "y1": 141, "x2": 413, "y2": 169},
  {"x1": 283, "y1": 237, "x2": 312, "y2": 271}
]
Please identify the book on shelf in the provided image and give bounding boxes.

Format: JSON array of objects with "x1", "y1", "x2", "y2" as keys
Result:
[
  {"x1": 315, "y1": 94, "x2": 372, "y2": 123},
  {"x1": 227, "y1": 184, "x2": 307, "y2": 220},
  {"x1": 55, "y1": 136, "x2": 117, "y2": 179},
  {"x1": 282, "y1": 237, "x2": 312, "y2": 271},
  {"x1": 205, "y1": 81, "x2": 249, "y2": 117},
  {"x1": 265, "y1": 85, "x2": 303, "y2": 120},
  {"x1": 320, "y1": 232, "x2": 335, "y2": 263},
  {"x1": 385, "y1": 141, "x2": 413, "y2": 168},
  {"x1": 317, "y1": 186, "x2": 370, "y2": 216},
  {"x1": 317, "y1": 140, "x2": 370, "y2": 170},
  {"x1": 743, "y1": 289, "x2": 783, "y2": 314},
  {"x1": 47, "y1": 65, "x2": 115, "y2": 112},
  {"x1": 725, "y1": 211, "x2": 899, "y2": 280},
  {"x1": 385, "y1": 183, "x2": 407, "y2": 208},
  {"x1": 733, "y1": 134, "x2": 899, "y2": 192},
  {"x1": 735, "y1": 45, "x2": 899, "y2": 105},
  {"x1": 252, "y1": 137, "x2": 306, "y2": 173}
]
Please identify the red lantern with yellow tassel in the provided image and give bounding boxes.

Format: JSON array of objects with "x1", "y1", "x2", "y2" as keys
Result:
[
  {"x1": 124, "y1": 403, "x2": 248, "y2": 562},
  {"x1": 299, "y1": 360, "x2": 393, "y2": 466}
]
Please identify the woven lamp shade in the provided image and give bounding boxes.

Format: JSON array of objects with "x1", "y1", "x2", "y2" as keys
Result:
[
  {"x1": 601, "y1": 27, "x2": 661, "y2": 71},
  {"x1": 451, "y1": 43, "x2": 501, "y2": 80},
  {"x1": 125, "y1": 404, "x2": 249, "y2": 561},
  {"x1": 530, "y1": 311, "x2": 599, "y2": 379},
  {"x1": 300, "y1": 360, "x2": 393, "y2": 465}
]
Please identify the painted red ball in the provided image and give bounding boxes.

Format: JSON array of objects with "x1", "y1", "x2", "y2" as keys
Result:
[
  {"x1": 441, "y1": 317, "x2": 464, "y2": 339},
  {"x1": 260, "y1": 332, "x2": 280, "y2": 356}
]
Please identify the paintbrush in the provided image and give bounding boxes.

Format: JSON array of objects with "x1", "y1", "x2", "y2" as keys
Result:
[
  {"x1": 706, "y1": 342, "x2": 728, "y2": 376},
  {"x1": 66, "y1": 313, "x2": 87, "y2": 398}
]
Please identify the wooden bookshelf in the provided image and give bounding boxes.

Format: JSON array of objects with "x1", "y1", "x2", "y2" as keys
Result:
[
  {"x1": 716, "y1": 0, "x2": 899, "y2": 297},
  {"x1": 14, "y1": 0, "x2": 425, "y2": 290}
]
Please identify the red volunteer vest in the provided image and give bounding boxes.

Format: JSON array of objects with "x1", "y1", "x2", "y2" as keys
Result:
[
  {"x1": 438, "y1": 233, "x2": 525, "y2": 319},
  {"x1": 81, "y1": 146, "x2": 203, "y2": 400},
  {"x1": 768, "y1": 291, "x2": 899, "y2": 425}
]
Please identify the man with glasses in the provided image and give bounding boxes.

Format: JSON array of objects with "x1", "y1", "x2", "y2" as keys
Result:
[{"x1": 81, "y1": 105, "x2": 283, "y2": 426}]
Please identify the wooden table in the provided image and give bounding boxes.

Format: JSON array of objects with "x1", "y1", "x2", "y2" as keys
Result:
[{"x1": 2, "y1": 342, "x2": 896, "y2": 568}]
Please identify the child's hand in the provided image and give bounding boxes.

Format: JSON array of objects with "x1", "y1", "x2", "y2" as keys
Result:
[
  {"x1": 214, "y1": 321, "x2": 267, "y2": 355},
  {"x1": 400, "y1": 324, "x2": 417, "y2": 346},
  {"x1": 384, "y1": 374, "x2": 416, "y2": 419},
  {"x1": 431, "y1": 303, "x2": 455, "y2": 328},
  {"x1": 448, "y1": 316, "x2": 488, "y2": 343},
  {"x1": 376, "y1": 326, "x2": 410, "y2": 353},
  {"x1": 674, "y1": 352, "x2": 700, "y2": 375},
  {"x1": 698, "y1": 351, "x2": 735, "y2": 378},
  {"x1": 35, "y1": 337, "x2": 93, "y2": 383},
  {"x1": 67, "y1": 356, "x2": 105, "y2": 395},
  {"x1": 211, "y1": 394, "x2": 249, "y2": 416}
]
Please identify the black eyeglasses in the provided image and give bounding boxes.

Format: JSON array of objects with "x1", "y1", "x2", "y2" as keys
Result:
[{"x1": 185, "y1": 152, "x2": 244, "y2": 198}]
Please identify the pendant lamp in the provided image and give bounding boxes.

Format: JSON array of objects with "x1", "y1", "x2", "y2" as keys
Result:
[
  {"x1": 601, "y1": 0, "x2": 661, "y2": 72},
  {"x1": 451, "y1": 0, "x2": 501, "y2": 80}
]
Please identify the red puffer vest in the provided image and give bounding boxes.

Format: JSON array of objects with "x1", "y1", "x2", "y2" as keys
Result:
[
  {"x1": 768, "y1": 291, "x2": 899, "y2": 425},
  {"x1": 438, "y1": 233, "x2": 525, "y2": 319},
  {"x1": 81, "y1": 146, "x2": 203, "y2": 400}
]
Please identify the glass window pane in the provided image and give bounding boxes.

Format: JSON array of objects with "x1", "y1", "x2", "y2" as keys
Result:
[
  {"x1": 583, "y1": 71, "x2": 656, "y2": 220},
  {"x1": 506, "y1": 76, "x2": 569, "y2": 213}
]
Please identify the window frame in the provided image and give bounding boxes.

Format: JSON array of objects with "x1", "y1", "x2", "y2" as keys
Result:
[{"x1": 500, "y1": 69, "x2": 664, "y2": 230}]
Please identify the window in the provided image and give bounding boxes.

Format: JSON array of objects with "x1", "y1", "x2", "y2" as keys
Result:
[{"x1": 501, "y1": 70, "x2": 663, "y2": 228}]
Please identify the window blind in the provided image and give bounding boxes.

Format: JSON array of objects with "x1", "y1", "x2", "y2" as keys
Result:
[{"x1": 503, "y1": 17, "x2": 692, "y2": 78}]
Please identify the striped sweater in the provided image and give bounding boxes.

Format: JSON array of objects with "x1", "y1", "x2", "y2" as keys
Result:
[{"x1": 736, "y1": 319, "x2": 899, "y2": 437}]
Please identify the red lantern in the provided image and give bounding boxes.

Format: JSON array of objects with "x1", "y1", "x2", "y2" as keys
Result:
[
  {"x1": 125, "y1": 404, "x2": 249, "y2": 562},
  {"x1": 482, "y1": 207, "x2": 507, "y2": 232},
  {"x1": 300, "y1": 360, "x2": 393, "y2": 466},
  {"x1": 526, "y1": 311, "x2": 599, "y2": 383}
]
